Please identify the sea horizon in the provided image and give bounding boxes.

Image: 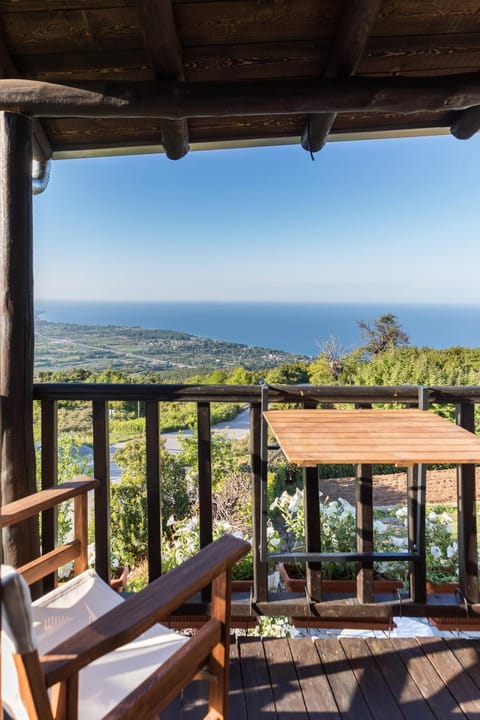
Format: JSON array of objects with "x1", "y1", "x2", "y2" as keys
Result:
[{"x1": 35, "y1": 299, "x2": 480, "y2": 357}]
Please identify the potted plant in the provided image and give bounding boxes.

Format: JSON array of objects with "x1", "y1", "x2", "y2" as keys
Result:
[
  {"x1": 273, "y1": 489, "x2": 405, "y2": 594},
  {"x1": 271, "y1": 489, "x2": 404, "y2": 629}
]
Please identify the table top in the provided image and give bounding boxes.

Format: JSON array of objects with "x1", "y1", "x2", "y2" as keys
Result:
[{"x1": 263, "y1": 409, "x2": 480, "y2": 467}]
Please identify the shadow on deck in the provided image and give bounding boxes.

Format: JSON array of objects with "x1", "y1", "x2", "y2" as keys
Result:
[{"x1": 163, "y1": 636, "x2": 480, "y2": 719}]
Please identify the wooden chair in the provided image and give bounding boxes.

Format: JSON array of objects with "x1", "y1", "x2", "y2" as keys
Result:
[{"x1": 1, "y1": 478, "x2": 250, "y2": 719}]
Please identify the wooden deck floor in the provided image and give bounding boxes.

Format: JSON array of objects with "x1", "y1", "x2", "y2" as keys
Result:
[{"x1": 163, "y1": 636, "x2": 480, "y2": 719}]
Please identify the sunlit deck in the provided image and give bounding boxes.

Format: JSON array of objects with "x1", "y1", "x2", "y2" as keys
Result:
[{"x1": 164, "y1": 636, "x2": 480, "y2": 719}]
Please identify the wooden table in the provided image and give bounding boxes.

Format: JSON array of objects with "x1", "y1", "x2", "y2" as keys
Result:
[{"x1": 263, "y1": 408, "x2": 480, "y2": 467}]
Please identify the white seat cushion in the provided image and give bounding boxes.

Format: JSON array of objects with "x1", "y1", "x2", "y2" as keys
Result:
[{"x1": 2, "y1": 569, "x2": 187, "y2": 719}]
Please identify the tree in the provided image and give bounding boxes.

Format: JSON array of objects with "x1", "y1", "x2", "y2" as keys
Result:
[
  {"x1": 357, "y1": 314, "x2": 409, "y2": 356},
  {"x1": 315, "y1": 335, "x2": 349, "y2": 380}
]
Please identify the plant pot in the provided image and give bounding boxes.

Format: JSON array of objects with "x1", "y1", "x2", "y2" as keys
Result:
[
  {"x1": 232, "y1": 579, "x2": 253, "y2": 592},
  {"x1": 110, "y1": 565, "x2": 129, "y2": 592},
  {"x1": 426, "y1": 580, "x2": 458, "y2": 595},
  {"x1": 288, "y1": 616, "x2": 396, "y2": 630},
  {"x1": 426, "y1": 581, "x2": 480, "y2": 630},
  {"x1": 279, "y1": 563, "x2": 403, "y2": 595}
]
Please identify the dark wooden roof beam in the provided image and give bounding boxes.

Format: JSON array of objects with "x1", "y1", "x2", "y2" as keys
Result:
[
  {"x1": 301, "y1": 0, "x2": 383, "y2": 154},
  {"x1": 2, "y1": 75, "x2": 480, "y2": 119},
  {"x1": 0, "y1": 32, "x2": 52, "y2": 164},
  {"x1": 137, "y1": 0, "x2": 189, "y2": 160}
]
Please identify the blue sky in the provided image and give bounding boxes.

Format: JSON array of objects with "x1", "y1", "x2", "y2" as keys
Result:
[{"x1": 33, "y1": 132, "x2": 480, "y2": 304}]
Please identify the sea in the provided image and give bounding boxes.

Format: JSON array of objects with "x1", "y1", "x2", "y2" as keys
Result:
[{"x1": 35, "y1": 300, "x2": 480, "y2": 358}]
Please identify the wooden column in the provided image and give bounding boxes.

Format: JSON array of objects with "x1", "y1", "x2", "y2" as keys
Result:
[
  {"x1": 456, "y1": 401, "x2": 478, "y2": 603},
  {"x1": 303, "y1": 398, "x2": 322, "y2": 601},
  {"x1": 0, "y1": 111, "x2": 39, "y2": 567}
]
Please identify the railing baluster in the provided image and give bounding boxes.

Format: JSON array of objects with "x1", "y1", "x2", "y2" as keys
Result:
[
  {"x1": 40, "y1": 398, "x2": 57, "y2": 592},
  {"x1": 251, "y1": 400, "x2": 267, "y2": 602},
  {"x1": 93, "y1": 400, "x2": 110, "y2": 583},
  {"x1": 303, "y1": 398, "x2": 322, "y2": 602},
  {"x1": 456, "y1": 401, "x2": 479, "y2": 603},
  {"x1": 197, "y1": 402, "x2": 213, "y2": 602},
  {"x1": 197, "y1": 402, "x2": 213, "y2": 549},
  {"x1": 356, "y1": 463, "x2": 373, "y2": 602},
  {"x1": 145, "y1": 399, "x2": 161, "y2": 582},
  {"x1": 408, "y1": 387, "x2": 428, "y2": 603}
]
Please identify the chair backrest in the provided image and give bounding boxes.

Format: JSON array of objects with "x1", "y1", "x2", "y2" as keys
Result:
[
  {"x1": 2, "y1": 565, "x2": 39, "y2": 720},
  {"x1": 2, "y1": 565, "x2": 188, "y2": 720}
]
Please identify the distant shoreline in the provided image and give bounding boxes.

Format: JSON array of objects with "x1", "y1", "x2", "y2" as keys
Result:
[{"x1": 35, "y1": 300, "x2": 480, "y2": 356}]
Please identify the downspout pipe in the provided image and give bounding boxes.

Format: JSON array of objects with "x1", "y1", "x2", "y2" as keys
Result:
[{"x1": 32, "y1": 158, "x2": 50, "y2": 195}]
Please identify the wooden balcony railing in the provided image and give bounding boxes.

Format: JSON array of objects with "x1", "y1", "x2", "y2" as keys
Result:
[{"x1": 32, "y1": 383, "x2": 480, "y2": 625}]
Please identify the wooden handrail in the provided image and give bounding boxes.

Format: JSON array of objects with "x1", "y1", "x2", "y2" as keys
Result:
[{"x1": 0, "y1": 478, "x2": 99, "y2": 527}]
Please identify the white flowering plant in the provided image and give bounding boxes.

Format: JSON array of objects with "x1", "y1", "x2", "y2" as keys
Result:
[
  {"x1": 425, "y1": 509, "x2": 459, "y2": 583},
  {"x1": 270, "y1": 489, "x2": 463, "y2": 585},
  {"x1": 161, "y1": 514, "x2": 281, "y2": 581},
  {"x1": 270, "y1": 489, "x2": 358, "y2": 580}
]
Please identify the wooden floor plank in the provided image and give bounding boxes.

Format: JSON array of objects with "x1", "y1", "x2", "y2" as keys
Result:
[
  {"x1": 340, "y1": 638, "x2": 404, "y2": 720},
  {"x1": 366, "y1": 637, "x2": 436, "y2": 720},
  {"x1": 418, "y1": 638, "x2": 480, "y2": 718},
  {"x1": 182, "y1": 679, "x2": 208, "y2": 719},
  {"x1": 391, "y1": 638, "x2": 466, "y2": 720},
  {"x1": 448, "y1": 639, "x2": 480, "y2": 690},
  {"x1": 263, "y1": 638, "x2": 307, "y2": 719},
  {"x1": 315, "y1": 638, "x2": 374, "y2": 720},
  {"x1": 288, "y1": 638, "x2": 340, "y2": 719},
  {"x1": 238, "y1": 637, "x2": 277, "y2": 718},
  {"x1": 229, "y1": 640, "x2": 248, "y2": 720}
]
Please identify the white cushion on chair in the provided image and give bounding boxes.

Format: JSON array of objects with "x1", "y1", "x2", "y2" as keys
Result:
[{"x1": 2, "y1": 568, "x2": 188, "y2": 719}]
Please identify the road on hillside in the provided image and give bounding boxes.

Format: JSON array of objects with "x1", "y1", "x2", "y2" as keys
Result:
[{"x1": 81, "y1": 407, "x2": 251, "y2": 482}]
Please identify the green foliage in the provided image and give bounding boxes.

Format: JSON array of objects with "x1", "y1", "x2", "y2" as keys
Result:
[
  {"x1": 110, "y1": 438, "x2": 190, "y2": 565},
  {"x1": 110, "y1": 473, "x2": 148, "y2": 567},
  {"x1": 36, "y1": 437, "x2": 92, "y2": 545},
  {"x1": 265, "y1": 361, "x2": 310, "y2": 385},
  {"x1": 179, "y1": 432, "x2": 249, "y2": 491}
]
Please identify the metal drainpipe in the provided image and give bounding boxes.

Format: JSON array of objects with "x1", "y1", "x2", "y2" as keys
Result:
[{"x1": 32, "y1": 158, "x2": 51, "y2": 195}]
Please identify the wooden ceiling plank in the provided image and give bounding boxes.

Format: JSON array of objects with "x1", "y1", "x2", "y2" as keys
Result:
[
  {"x1": 137, "y1": 0, "x2": 188, "y2": 159},
  {"x1": 0, "y1": 31, "x2": 52, "y2": 162},
  {"x1": 2, "y1": 75, "x2": 480, "y2": 118},
  {"x1": 301, "y1": 0, "x2": 383, "y2": 154}
]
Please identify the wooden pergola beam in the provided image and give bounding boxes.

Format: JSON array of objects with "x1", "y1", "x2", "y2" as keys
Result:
[
  {"x1": 137, "y1": 0, "x2": 189, "y2": 160},
  {"x1": 1, "y1": 75, "x2": 480, "y2": 119},
  {"x1": 301, "y1": 0, "x2": 383, "y2": 154}
]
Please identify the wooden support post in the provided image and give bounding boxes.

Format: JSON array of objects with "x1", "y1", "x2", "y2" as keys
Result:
[
  {"x1": 456, "y1": 401, "x2": 479, "y2": 603},
  {"x1": 303, "y1": 398, "x2": 322, "y2": 601},
  {"x1": 93, "y1": 400, "x2": 111, "y2": 583},
  {"x1": 198, "y1": 401, "x2": 213, "y2": 602},
  {"x1": 251, "y1": 400, "x2": 267, "y2": 602},
  {"x1": 408, "y1": 387, "x2": 428, "y2": 603},
  {"x1": 41, "y1": 398, "x2": 58, "y2": 592},
  {"x1": 145, "y1": 399, "x2": 161, "y2": 582},
  {"x1": 0, "y1": 111, "x2": 39, "y2": 568},
  {"x1": 356, "y1": 463, "x2": 373, "y2": 603}
]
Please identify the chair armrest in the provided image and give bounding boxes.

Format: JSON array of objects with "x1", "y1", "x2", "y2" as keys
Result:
[
  {"x1": 0, "y1": 477, "x2": 99, "y2": 528},
  {"x1": 42, "y1": 534, "x2": 250, "y2": 686}
]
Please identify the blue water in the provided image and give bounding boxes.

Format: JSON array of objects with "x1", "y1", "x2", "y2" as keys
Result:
[{"x1": 35, "y1": 300, "x2": 480, "y2": 357}]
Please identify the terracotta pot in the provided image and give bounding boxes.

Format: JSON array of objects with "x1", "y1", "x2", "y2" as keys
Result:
[
  {"x1": 426, "y1": 580, "x2": 458, "y2": 595},
  {"x1": 289, "y1": 616, "x2": 396, "y2": 630},
  {"x1": 231, "y1": 579, "x2": 253, "y2": 592},
  {"x1": 279, "y1": 563, "x2": 403, "y2": 595},
  {"x1": 110, "y1": 565, "x2": 129, "y2": 592},
  {"x1": 426, "y1": 581, "x2": 480, "y2": 630}
]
